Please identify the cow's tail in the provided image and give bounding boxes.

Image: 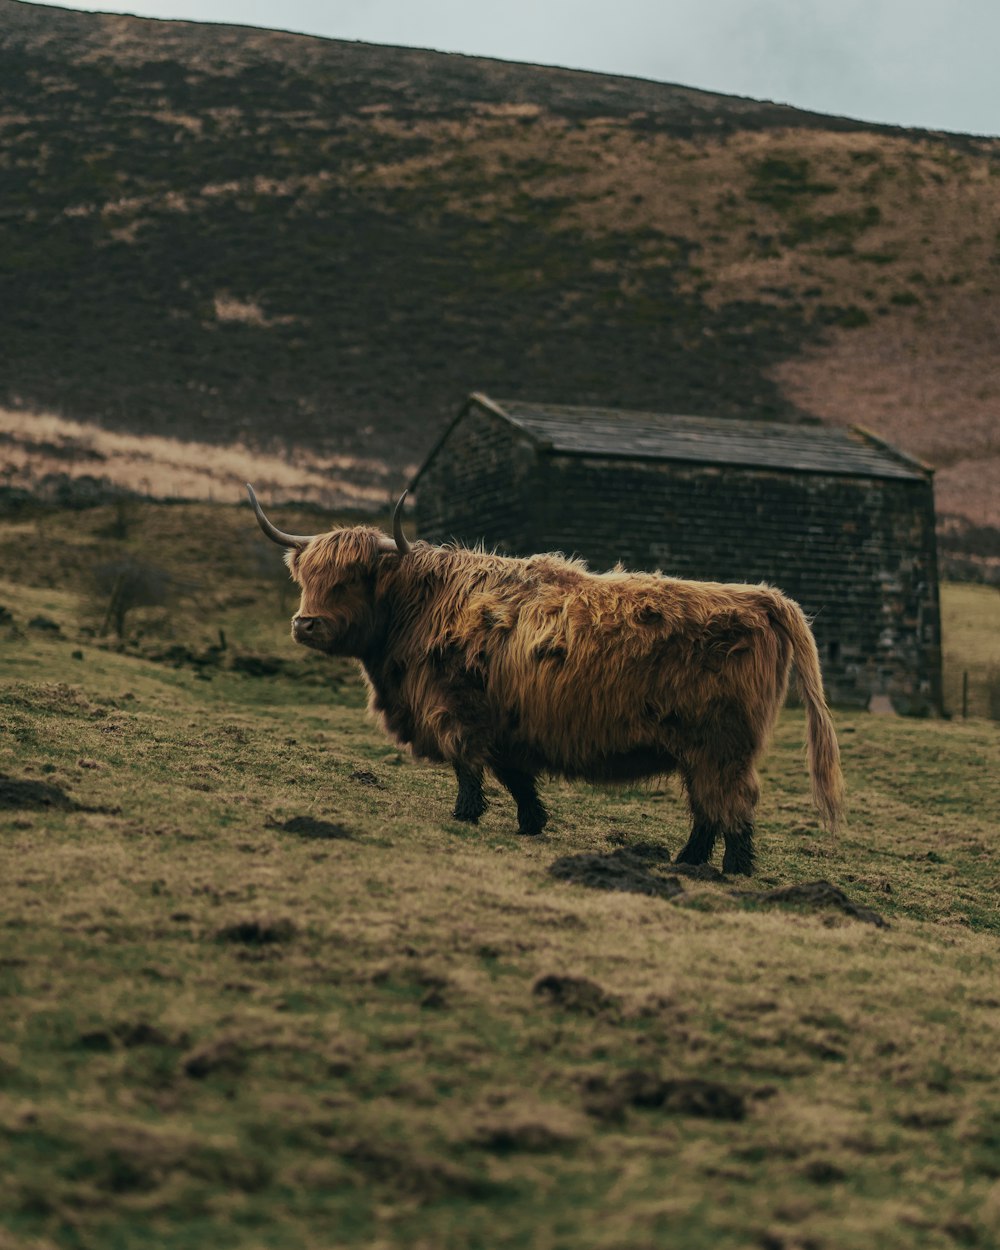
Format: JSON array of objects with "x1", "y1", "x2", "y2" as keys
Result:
[{"x1": 772, "y1": 597, "x2": 845, "y2": 832}]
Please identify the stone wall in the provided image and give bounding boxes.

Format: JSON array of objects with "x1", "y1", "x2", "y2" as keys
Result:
[{"x1": 414, "y1": 402, "x2": 537, "y2": 554}]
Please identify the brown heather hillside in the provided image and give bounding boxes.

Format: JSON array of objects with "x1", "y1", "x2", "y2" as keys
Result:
[{"x1": 1, "y1": 0, "x2": 998, "y2": 573}]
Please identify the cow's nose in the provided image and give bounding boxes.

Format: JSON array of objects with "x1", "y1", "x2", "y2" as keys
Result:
[{"x1": 292, "y1": 616, "x2": 318, "y2": 640}]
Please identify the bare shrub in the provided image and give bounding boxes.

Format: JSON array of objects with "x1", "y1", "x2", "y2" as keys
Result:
[{"x1": 93, "y1": 559, "x2": 174, "y2": 640}]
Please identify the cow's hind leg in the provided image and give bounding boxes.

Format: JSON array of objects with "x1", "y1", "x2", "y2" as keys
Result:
[
  {"x1": 452, "y1": 762, "x2": 486, "y2": 824},
  {"x1": 491, "y1": 764, "x2": 548, "y2": 837},
  {"x1": 679, "y1": 755, "x2": 760, "y2": 876},
  {"x1": 721, "y1": 821, "x2": 756, "y2": 876}
]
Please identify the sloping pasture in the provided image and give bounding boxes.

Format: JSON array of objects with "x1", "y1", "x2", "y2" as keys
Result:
[{"x1": 0, "y1": 503, "x2": 997, "y2": 1249}]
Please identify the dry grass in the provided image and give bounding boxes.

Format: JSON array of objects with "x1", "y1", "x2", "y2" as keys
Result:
[
  {"x1": 940, "y1": 580, "x2": 1000, "y2": 717},
  {"x1": 774, "y1": 295, "x2": 1000, "y2": 529},
  {"x1": 0, "y1": 501, "x2": 997, "y2": 1247},
  {"x1": 212, "y1": 292, "x2": 300, "y2": 327},
  {"x1": 0, "y1": 407, "x2": 401, "y2": 510}
]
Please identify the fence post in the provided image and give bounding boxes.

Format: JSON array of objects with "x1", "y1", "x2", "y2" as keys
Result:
[{"x1": 962, "y1": 670, "x2": 969, "y2": 720}]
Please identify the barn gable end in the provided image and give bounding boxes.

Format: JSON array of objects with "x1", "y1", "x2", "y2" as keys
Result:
[{"x1": 411, "y1": 394, "x2": 942, "y2": 714}]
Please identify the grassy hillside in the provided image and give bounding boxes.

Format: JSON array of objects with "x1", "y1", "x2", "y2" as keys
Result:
[
  {"x1": 0, "y1": 500, "x2": 998, "y2": 1248},
  {"x1": 940, "y1": 581, "x2": 1000, "y2": 719},
  {"x1": 1, "y1": 1, "x2": 998, "y2": 577}
]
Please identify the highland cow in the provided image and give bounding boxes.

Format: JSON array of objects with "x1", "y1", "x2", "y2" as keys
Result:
[{"x1": 248, "y1": 486, "x2": 843, "y2": 875}]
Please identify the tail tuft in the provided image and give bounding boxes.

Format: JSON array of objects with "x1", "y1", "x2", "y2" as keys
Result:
[{"x1": 774, "y1": 598, "x2": 845, "y2": 832}]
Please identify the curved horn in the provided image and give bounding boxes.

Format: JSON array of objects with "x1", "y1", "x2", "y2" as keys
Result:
[
  {"x1": 392, "y1": 490, "x2": 411, "y2": 557},
  {"x1": 377, "y1": 490, "x2": 411, "y2": 556},
  {"x1": 246, "y1": 483, "x2": 317, "y2": 549}
]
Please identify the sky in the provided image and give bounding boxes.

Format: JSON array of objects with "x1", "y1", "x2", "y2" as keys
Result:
[{"x1": 34, "y1": 0, "x2": 1000, "y2": 137}]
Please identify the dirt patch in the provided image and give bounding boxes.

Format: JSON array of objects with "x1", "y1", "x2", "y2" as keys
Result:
[
  {"x1": 469, "y1": 1107, "x2": 582, "y2": 1154},
  {"x1": 182, "y1": 1036, "x2": 248, "y2": 1079},
  {"x1": 229, "y1": 653, "x2": 285, "y2": 677},
  {"x1": 802, "y1": 1158, "x2": 848, "y2": 1184},
  {"x1": 349, "y1": 768, "x2": 385, "y2": 788},
  {"x1": 743, "y1": 880, "x2": 889, "y2": 928},
  {"x1": 532, "y1": 974, "x2": 621, "y2": 1018},
  {"x1": 27, "y1": 614, "x2": 61, "y2": 634},
  {"x1": 371, "y1": 961, "x2": 453, "y2": 1009},
  {"x1": 215, "y1": 917, "x2": 298, "y2": 945},
  {"x1": 670, "y1": 861, "x2": 725, "y2": 881},
  {"x1": 582, "y1": 1070, "x2": 746, "y2": 1122},
  {"x1": 76, "y1": 1021, "x2": 186, "y2": 1051},
  {"x1": 0, "y1": 773, "x2": 76, "y2": 811},
  {"x1": 268, "y1": 815, "x2": 354, "y2": 840},
  {"x1": 549, "y1": 843, "x2": 685, "y2": 899},
  {"x1": 471, "y1": 1122, "x2": 570, "y2": 1153}
]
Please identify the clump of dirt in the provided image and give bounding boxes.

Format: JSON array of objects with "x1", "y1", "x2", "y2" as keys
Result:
[
  {"x1": 76, "y1": 1020, "x2": 186, "y2": 1051},
  {"x1": 27, "y1": 615, "x2": 61, "y2": 634},
  {"x1": 268, "y1": 815, "x2": 354, "y2": 840},
  {"x1": 803, "y1": 1158, "x2": 848, "y2": 1184},
  {"x1": 582, "y1": 1070, "x2": 746, "y2": 1122},
  {"x1": 1, "y1": 681, "x2": 101, "y2": 718},
  {"x1": 471, "y1": 1121, "x2": 567, "y2": 1154},
  {"x1": 670, "y1": 861, "x2": 725, "y2": 881},
  {"x1": 745, "y1": 880, "x2": 889, "y2": 928},
  {"x1": 141, "y1": 642, "x2": 225, "y2": 673},
  {"x1": 604, "y1": 837, "x2": 675, "y2": 862},
  {"x1": 469, "y1": 1106, "x2": 582, "y2": 1154},
  {"x1": 532, "y1": 973, "x2": 621, "y2": 1018},
  {"x1": 228, "y1": 653, "x2": 285, "y2": 677},
  {"x1": 0, "y1": 773, "x2": 75, "y2": 811},
  {"x1": 549, "y1": 844, "x2": 685, "y2": 898},
  {"x1": 182, "y1": 1036, "x2": 248, "y2": 1079},
  {"x1": 349, "y1": 768, "x2": 384, "y2": 788},
  {"x1": 371, "y1": 961, "x2": 452, "y2": 1009},
  {"x1": 215, "y1": 917, "x2": 298, "y2": 945}
]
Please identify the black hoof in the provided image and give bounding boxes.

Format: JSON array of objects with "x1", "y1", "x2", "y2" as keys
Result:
[
  {"x1": 722, "y1": 826, "x2": 755, "y2": 876},
  {"x1": 517, "y1": 809, "x2": 548, "y2": 837},
  {"x1": 675, "y1": 847, "x2": 709, "y2": 866}
]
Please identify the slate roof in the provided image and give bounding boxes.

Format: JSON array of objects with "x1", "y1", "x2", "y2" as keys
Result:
[{"x1": 461, "y1": 395, "x2": 929, "y2": 481}]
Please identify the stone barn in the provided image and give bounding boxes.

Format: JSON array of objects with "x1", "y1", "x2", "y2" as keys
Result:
[{"x1": 410, "y1": 393, "x2": 942, "y2": 714}]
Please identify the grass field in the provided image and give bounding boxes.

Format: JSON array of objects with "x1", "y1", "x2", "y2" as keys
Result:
[
  {"x1": 941, "y1": 582, "x2": 1000, "y2": 721},
  {"x1": 1, "y1": 503, "x2": 998, "y2": 1249}
]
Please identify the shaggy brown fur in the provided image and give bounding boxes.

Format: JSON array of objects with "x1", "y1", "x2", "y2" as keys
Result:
[{"x1": 284, "y1": 529, "x2": 844, "y2": 875}]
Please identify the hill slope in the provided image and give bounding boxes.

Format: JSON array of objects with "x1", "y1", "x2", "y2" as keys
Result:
[
  {"x1": 1, "y1": 0, "x2": 998, "y2": 568},
  {"x1": 0, "y1": 498, "x2": 998, "y2": 1246}
]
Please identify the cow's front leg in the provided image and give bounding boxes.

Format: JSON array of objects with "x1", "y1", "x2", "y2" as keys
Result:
[
  {"x1": 675, "y1": 817, "x2": 719, "y2": 866},
  {"x1": 452, "y1": 762, "x2": 486, "y2": 823},
  {"x1": 492, "y1": 764, "x2": 548, "y2": 837}
]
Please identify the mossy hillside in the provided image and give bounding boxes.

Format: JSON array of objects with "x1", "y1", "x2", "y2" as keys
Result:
[{"x1": 1, "y1": 0, "x2": 998, "y2": 542}]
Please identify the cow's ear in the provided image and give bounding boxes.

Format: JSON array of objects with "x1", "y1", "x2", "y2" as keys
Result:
[{"x1": 284, "y1": 549, "x2": 299, "y2": 575}]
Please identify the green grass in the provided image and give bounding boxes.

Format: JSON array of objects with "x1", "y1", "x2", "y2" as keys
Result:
[
  {"x1": 1, "y1": 505, "x2": 998, "y2": 1249},
  {"x1": 941, "y1": 581, "x2": 1000, "y2": 719}
]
